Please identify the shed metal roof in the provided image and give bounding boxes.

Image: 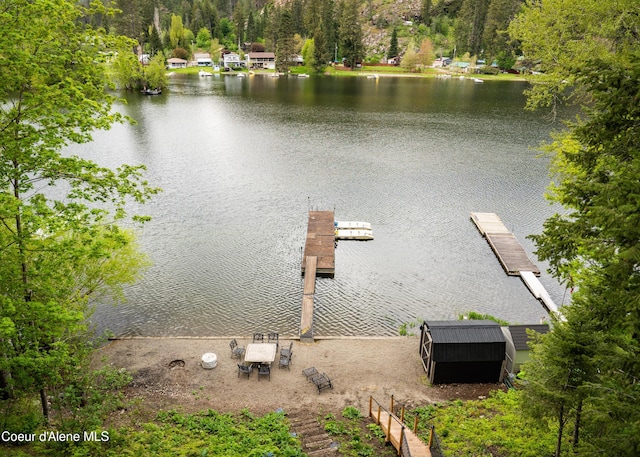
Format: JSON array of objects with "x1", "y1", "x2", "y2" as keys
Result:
[
  {"x1": 508, "y1": 324, "x2": 549, "y2": 351},
  {"x1": 425, "y1": 320, "x2": 506, "y2": 344}
]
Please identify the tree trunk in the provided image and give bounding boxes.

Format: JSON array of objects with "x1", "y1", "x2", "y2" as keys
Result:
[
  {"x1": 572, "y1": 399, "x2": 582, "y2": 450},
  {"x1": 40, "y1": 388, "x2": 49, "y2": 425},
  {"x1": 555, "y1": 403, "x2": 564, "y2": 457}
]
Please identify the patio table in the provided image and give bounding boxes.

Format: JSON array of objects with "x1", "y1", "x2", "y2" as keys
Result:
[{"x1": 243, "y1": 343, "x2": 277, "y2": 364}]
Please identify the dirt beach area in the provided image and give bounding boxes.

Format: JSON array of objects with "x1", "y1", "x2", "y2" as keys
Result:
[{"x1": 96, "y1": 336, "x2": 500, "y2": 417}]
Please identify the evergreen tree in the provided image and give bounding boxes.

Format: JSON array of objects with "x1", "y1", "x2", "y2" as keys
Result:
[
  {"x1": 233, "y1": 0, "x2": 245, "y2": 45},
  {"x1": 420, "y1": 0, "x2": 432, "y2": 26},
  {"x1": 510, "y1": 0, "x2": 640, "y2": 454},
  {"x1": 149, "y1": 24, "x2": 162, "y2": 55},
  {"x1": 455, "y1": 0, "x2": 490, "y2": 56},
  {"x1": 313, "y1": 25, "x2": 330, "y2": 71},
  {"x1": 338, "y1": 0, "x2": 364, "y2": 69},
  {"x1": 482, "y1": 0, "x2": 522, "y2": 61},
  {"x1": 388, "y1": 27, "x2": 398, "y2": 59},
  {"x1": 321, "y1": 0, "x2": 337, "y2": 63},
  {"x1": 275, "y1": 9, "x2": 296, "y2": 72}
]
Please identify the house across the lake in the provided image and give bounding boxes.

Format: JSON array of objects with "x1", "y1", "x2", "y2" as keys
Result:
[
  {"x1": 166, "y1": 57, "x2": 187, "y2": 69},
  {"x1": 193, "y1": 52, "x2": 212, "y2": 67},
  {"x1": 248, "y1": 52, "x2": 276, "y2": 70},
  {"x1": 419, "y1": 320, "x2": 507, "y2": 384}
]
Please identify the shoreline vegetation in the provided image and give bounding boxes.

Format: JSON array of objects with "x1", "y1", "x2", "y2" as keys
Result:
[{"x1": 170, "y1": 64, "x2": 528, "y2": 82}]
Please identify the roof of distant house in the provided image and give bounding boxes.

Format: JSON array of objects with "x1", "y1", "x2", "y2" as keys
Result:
[{"x1": 248, "y1": 52, "x2": 275, "y2": 59}]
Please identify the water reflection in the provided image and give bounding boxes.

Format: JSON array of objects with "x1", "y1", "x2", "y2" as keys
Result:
[{"x1": 72, "y1": 74, "x2": 569, "y2": 337}]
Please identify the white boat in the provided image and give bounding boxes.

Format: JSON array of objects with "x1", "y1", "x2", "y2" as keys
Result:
[
  {"x1": 367, "y1": 74, "x2": 379, "y2": 79},
  {"x1": 199, "y1": 70, "x2": 212, "y2": 77},
  {"x1": 237, "y1": 72, "x2": 246, "y2": 77},
  {"x1": 473, "y1": 78, "x2": 484, "y2": 83},
  {"x1": 335, "y1": 229, "x2": 374, "y2": 240},
  {"x1": 334, "y1": 221, "x2": 372, "y2": 230},
  {"x1": 298, "y1": 73, "x2": 309, "y2": 78}
]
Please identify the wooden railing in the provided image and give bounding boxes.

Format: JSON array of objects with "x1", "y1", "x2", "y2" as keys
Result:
[
  {"x1": 369, "y1": 395, "x2": 409, "y2": 455},
  {"x1": 369, "y1": 395, "x2": 440, "y2": 457}
]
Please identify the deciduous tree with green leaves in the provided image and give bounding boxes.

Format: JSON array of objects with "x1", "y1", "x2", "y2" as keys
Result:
[{"x1": 0, "y1": 0, "x2": 158, "y2": 423}]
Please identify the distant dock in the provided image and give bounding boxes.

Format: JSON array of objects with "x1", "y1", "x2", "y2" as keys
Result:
[
  {"x1": 300, "y1": 211, "x2": 335, "y2": 342},
  {"x1": 471, "y1": 212, "x2": 559, "y2": 314},
  {"x1": 470, "y1": 212, "x2": 540, "y2": 276}
]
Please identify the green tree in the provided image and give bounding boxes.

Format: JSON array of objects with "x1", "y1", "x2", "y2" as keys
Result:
[
  {"x1": 455, "y1": 0, "x2": 491, "y2": 56},
  {"x1": 481, "y1": 0, "x2": 522, "y2": 61},
  {"x1": 112, "y1": 50, "x2": 144, "y2": 90},
  {"x1": 510, "y1": 0, "x2": 640, "y2": 454},
  {"x1": 338, "y1": 0, "x2": 364, "y2": 69},
  {"x1": 301, "y1": 38, "x2": 316, "y2": 69},
  {"x1": 508, "y1": 0, "x2": 629, "y2": 112},
  {"x1": 196, "y1": 27, "x2": 212, "y2": 48},
  {"x1": 312, "y1": 26, "x2": 330, "y2": 72},
  {"x1": 149, "y1": 24, "x2": 163, "y2": 55},
  {"x1": 0, "y1": 0, "x2": 157, "y2": 421},
  {"x1": 145, "y1": 54, "x2": 169, "y2": 89},
  {"x1": 275, "y1": 9, "x2": 296, "y2": 73},
  {"x1": 420, "y1": 0, "x2": 432, "y2": 26},
  {"x1": 388, "y1": 27, "x2": 398, "y2": 59},
  {"x1": 169, "y1": 14, "x2": 185, "y2": 48},
  {"x1": 400, "y1": 40, "x2": 419, "y2": 71},
  {"x1": 233, "y1": 0, "x2": 245, "y2": 45}
]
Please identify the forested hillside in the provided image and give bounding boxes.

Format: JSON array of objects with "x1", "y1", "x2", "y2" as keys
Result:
[{"x1": 93, "y1": 0, "x2": 525, "y2": 70}]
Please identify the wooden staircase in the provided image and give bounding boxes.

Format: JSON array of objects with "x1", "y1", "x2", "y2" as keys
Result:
[
  {"x1": 369, "y1": 396, "x2": 432, "y2": 457},
  {"x1": 288, "y1": 410, "x2": 338, "y2": 457}
]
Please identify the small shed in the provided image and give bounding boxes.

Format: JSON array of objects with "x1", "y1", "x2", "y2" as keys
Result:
[
  {"x1": 419, "y1": 320, "x2": 506, "y2": 384},
  {"x1": 502, "y1": 324, "x2": 549, "y2": 373}
]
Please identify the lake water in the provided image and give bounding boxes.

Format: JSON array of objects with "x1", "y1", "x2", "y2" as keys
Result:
[{"x1": 67, "y1": 74, "x2": 571, "y2": 337}]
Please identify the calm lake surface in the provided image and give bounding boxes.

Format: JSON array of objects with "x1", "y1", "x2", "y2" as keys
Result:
[{"x1": 67, "y1": 74, "x2": 571, "y2": 337}]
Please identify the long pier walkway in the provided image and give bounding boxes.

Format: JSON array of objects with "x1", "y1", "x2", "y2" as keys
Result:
[
  {"x1": 300, "y1": 211, "x2": 335, "y2": 342},
  {"x1": 471, "y1": 212, "x2": 559, "y2": 314}
]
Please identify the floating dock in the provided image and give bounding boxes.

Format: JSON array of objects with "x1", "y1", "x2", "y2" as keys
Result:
[
  {"x1": 301, "y1": 211, "x2": 335, "y2": 277},
  {"x1": 470, "y1": 212, "x2": 540, "y2": 276},
  {"x1": 471, "y1": 212, "x2": 561, "y2": 315}
]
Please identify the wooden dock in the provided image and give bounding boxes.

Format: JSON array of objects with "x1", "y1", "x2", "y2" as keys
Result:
[
  {"x1": 300, "y1": 211, "x2": 335, "y2": 342},
  {"x1": 301, "y1": 211, "x2": 335, "y2": 277},
  {"x1": 470, "y1": 212, "x2": 540, "y2": 276},
  {"x1": 300, "y1": 256, "x2": 316, "y2": 342}
]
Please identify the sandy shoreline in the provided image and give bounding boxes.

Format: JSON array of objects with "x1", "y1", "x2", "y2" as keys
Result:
[{"x1": 97, "y1": 336, "x2": 501, "y2": 418}]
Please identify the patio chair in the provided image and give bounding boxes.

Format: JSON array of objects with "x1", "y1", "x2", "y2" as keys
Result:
[
  {"x1": 229, "y1": 339, "x2": 245, "y2": 359},
  {"x1": 267, "y1": 332, "x2": 279, "y2": 349},
  {"x1": 302, "y1": 367, "x2": 319, "y2": 381},
  {"x1": 280, "y1": 341, "x2": 293, "y2": 358},
  {"x1": 252, "y1": 333, "x2": 264, "y2": 343},
  {"x1": 312, "y1": 373, "x2": 333, "y2": 394},
  {"x1": 257, "y1": 363, "x2": 271, "y2": 381},
  {"x1": 278, "y1": 352, "x2": 292, "y2": 370},
  {"x1": 237, "y1": 363, "x2": 253, "y2": 378}
]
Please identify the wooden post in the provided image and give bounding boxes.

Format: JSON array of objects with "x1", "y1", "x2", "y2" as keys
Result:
[
  {"x1": 377, "y1": 406, "x2": 381, "y2": 426},
  {"x1": 398, "y1": 426, "x2": 404, "y2": 456},
  {"x1": 369, "y1": 396, "x2": 372, "y2": 418},
  {"x1": 413, "y1": 415, "x2": 419, "y2": 434},
  {"x1": 386, "y1": 414, "x2": 392, "y2": 443},
  {"x1": 390, "y1": 394, "x2": 394, "y2": 414},
  {"x1": 429, "y1": 425, "x2": 434, "y2": 447}
]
